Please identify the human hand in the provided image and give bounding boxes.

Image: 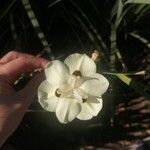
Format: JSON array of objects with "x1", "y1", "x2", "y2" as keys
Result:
[{"x1": 0, "y1": 51, "x2": 48, "y2": 147}]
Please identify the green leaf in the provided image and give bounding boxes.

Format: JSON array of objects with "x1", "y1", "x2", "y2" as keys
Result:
[
  {"x1": 134, "y1": 4, "x2": 146, "y2": 14},
  {"x1": 125, "y1": 0, "x2": 150, "y2": 4},
  {"x1": 21, "y1": 0, "x2": 54, "y2": 59},
  {"x1": 115, "y1": 0, "x2": 124, "y2": 27},
  {"x1": 130, "y1": 32, "x2": 150, "y2": 48},
  {"x1": 111, "y1": 0, "x2": 119, "y2": 20},
  {"x1": 116, "y1": 74, "x2": 150, "y2": 99},
  {"x1": 48, "y1": 0, "x2": 62, "y2": 8},
  {"x1": 116, "y1": 74, "x2": 132, "y2": 85},
  {"x1": 0, "y1": 0, "x2": 16, "y2": 22},
  {"x1": 70, "y1": 0, "x2": 109, "y2": 62}
]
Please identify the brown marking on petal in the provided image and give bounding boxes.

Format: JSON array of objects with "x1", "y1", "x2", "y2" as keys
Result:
[
  {"x1": 72, "y1": 70, "x2": 82, "y2": 77},
  {"x1": 82, "y1": 98, "x2": 87, "y2": 103},
  {"x1": 55, "y1": 88, "x2": 61, "y2": 97}
]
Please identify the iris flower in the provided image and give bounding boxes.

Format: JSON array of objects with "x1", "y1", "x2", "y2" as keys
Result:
[{"x1": 38, "y1": 53, "x2": 109, "y2": 123}]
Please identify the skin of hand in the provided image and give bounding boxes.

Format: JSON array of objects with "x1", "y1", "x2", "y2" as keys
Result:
[{"x1": 0, "y1": 51, "x2": 49, "y2": 147}]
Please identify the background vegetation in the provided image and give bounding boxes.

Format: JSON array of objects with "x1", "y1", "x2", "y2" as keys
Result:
[{"x1": 0, "y1": 0, "x2": 150, "y2": 149}]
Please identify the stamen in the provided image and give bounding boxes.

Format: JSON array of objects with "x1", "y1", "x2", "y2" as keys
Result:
[
  {"x1": 82, "y1": 98, "x2": 87, "y2": 103},
  {"x1": 72, "y1": 70, "x2": 82, "y2": 77},
  {"x1": 55, "y1": 88, "x2": 61, "y2": 97}
]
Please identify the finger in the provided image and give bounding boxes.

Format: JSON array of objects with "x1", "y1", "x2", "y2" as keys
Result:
[
  {"x1": 16, "y1": 72, "x2": 45, "y2": 107},
  {"x1": 0, "y1": 56, "x2": 49, "y2": 83},
  {"x1": 0, "y1": 51, "x2": 25, "y2": 64}
]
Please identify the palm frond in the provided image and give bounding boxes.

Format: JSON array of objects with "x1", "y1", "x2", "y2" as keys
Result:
[
  {"x1": 48, "y1": 0, "x2": 62, "y2": 8},
  {"x1": 116, "y1": 74, "x2": 150, "y2": 99},
  {"x1": 130, "y1": 32, "x2": 150, "y2": 48},
  {"x1": 21, "y1": 0, "x2": 54, "y2": 59},
  {"x1": 125, "y1": 0, "x2": 150, "y2": 4},
  {"x1": 70, "y1": 0, "x2": 109, "y2": 61},
  {"x1": 0, "y1": 0, "x2": 16, "y2": 22}
]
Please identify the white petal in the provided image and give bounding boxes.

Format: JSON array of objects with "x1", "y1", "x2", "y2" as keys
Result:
[
  {"x1": 73, "y1": 88, "x2": 88, "y2": 103},
  {"x1": 44, "y1": 97, "x2": 59, "y2": 112},
  {"x1": 38, "y1": 80, "x2": 52, "y2": 101},
  {"x1": 89, "y1": 73, "x2": 109, "y2": 95},
  {"x1": 45, "y1": 60, "x2": 69, "y2": 86},
  {"x1": 38, "y1": 80, "x2": 59, "y2": 112},
  {"x1": 80, "y1": 54, "x2": 96, "y2": 76},
  {"x1": 68, "y1": 75, "x2": 83, "y2": 88},
  {"x1": 56, "y1": 98, "x2": 81, "y2": 124},
  {"x1": 58, "y1": 83, "x2": 73, "y2": 98},
  {"x1": 79, "y1": 79, "x2": 102, "y2": 97},
  {"x1": 64, "y1": 53, "x2": 96, "y2": 76},
  {"x1": 38, "y1": 80, "x2": 58, "y2": 101},
  {"x1": 64, "y1": 53, "x2": 84, "y2": 74},
  {"x1": 77, "y1": 98, "x2": 102, "y2": 120}
]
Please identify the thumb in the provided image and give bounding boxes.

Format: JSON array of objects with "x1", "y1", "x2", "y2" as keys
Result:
[{"x1": 16, "y1": 71, "x2": 45, "y2": 107}]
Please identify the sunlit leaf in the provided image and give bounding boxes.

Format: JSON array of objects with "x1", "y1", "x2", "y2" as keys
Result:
[
  {"x1": 125, "y1": 0, "x2": 150, "y2": 4},
  {"x1": 116, "y1": 74, "x2": 150, "y2": 99},
  {"x1": 130, "y1": 32, "x2": 150, "y2": 48}
]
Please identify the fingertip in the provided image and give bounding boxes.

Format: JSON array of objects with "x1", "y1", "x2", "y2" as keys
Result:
[
  {"x1": 42, "y1": 60, "x2": 52, "y2": 68},
  {"x1": 0, "y1": 53, "x2": 50, "y2": 83},
  {"x1": 41, "y1": 59, "x2": 49, "y2": 68}
]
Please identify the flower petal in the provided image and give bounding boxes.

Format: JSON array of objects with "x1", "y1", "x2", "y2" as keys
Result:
[
  {"x1": 79, "y1": 79, "x2": 102, "y2": 97},
  {"x1": 64, "y1": 53, "x2": 96, "y2": 76},
  {"x1": 64, "y1": 53, "x2": 84, "y2": 74},
  {"x1": 73, "y1": 88, "x2": 88, "y2": 103},
  {"x1": 42, "y1": 96, "x2": 59, "y2": 112},
  {"x1": 89, "y1": 73, "x2": 109, "y2": 95},
  {"x1": 38, "y1": 80, "x2": 59, "y2": 99},
  {"x1": 45, "y1": 60, "x2": 69, "y2": 86},
  {"x1": 56, "y1": 98, "x2": 81, "y2": 124},
  {"x1": 77, "y1": 98, "x2": 102, "y2": 120},
  {"x1": 38, "y1": 80, "x2": 54, "y2": 100},
  {"x1": 38, "y1": 80, "x2": 59, "y2": 112},
  {"x1": 80, "y1": 54, "x2": 96, "y2": 76}
]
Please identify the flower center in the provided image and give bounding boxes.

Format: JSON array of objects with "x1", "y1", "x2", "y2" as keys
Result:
[
  {"x1": 72, "y1": 70, "x2": 82, "y2": 77},
  {"x1": 55, "y1": 84, "x2": 73, "y2": 98},
  {"x1": 67, "y1": 70, "x2": 83, "y2": 88},
  {"x1": 55, "y1": 70, "x2": 86, "y2": 102}
]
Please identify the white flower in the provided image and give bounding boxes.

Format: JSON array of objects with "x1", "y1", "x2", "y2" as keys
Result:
[{"x1": 38, "y1": 53, "x2": 109, "y2": 124}]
